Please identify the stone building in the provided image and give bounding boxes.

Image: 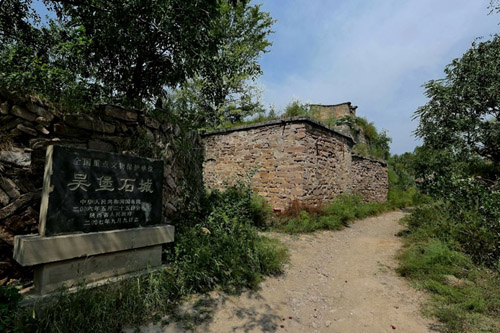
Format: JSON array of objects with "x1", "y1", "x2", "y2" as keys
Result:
[
  {"x1": 202, "y1": 116, "x2": 388, "y2": 211},
  {"x1": 309, "y1": 102, "x2": 357, "y2": 122}
]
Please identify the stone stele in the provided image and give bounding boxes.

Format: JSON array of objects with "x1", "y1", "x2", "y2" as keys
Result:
[{"x1": 13, "y1": 145, "x2": 174, "y2": 295}]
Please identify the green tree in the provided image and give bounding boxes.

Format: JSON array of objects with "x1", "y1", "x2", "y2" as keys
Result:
[
  {"x1": 283, "y1": 100, "x2": 309, "y2": 117},
  {"x1": 171, "y1": 0, "x2": 274, "y2": 129},
  {"x1": 0, "y1": 1, "x2": 222, "y2": 109},
  {"x1": 414, "y1": 35, "x2": 500, "y2": 166}
]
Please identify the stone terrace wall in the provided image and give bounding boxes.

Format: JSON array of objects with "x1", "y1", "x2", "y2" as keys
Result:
[
  {"x1": 351, "y1": 155, "x2": 388, "y2": 202},
  {"x1": 300, "y1": 123, "x2": 353, "y2": 206},
  {"x1": 203, "y1": 118, "x2": 355, "y2": 211},
  {"x1": 0, "y1": 89, "x2": 202, "y2": 283},
  {"x1": 203, "y1": 121, "x2": 310, "y2": 211}
]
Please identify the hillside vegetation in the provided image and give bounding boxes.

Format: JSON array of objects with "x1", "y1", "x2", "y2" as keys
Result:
[{"x1": 396, "y1": 30, "x2": 500, "y2": 332}]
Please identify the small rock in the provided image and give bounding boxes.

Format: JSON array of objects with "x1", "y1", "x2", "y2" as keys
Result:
[
  {"x1": 0, "y1": 101, "x2": 9, "y2": 115},
  {"x1": 16, "y1": 123, "x2": 38, "y2": 136},
  {"x1": 0, "y1": 118, "x2": 21, "y2": 131},
  {"x1": 444, "y1": 275, "x2": 473, "y2": 287},
  {"x1": 88, "y1": 139, "x2": 115, "y2": 153},
  {"x1": 0, "y1": 151, "x2": 30, "y2": 167},
  {"x1": 64, "y1": 114, "x2": 115, "y2": 134},
  {"x1": 53, "y1": 123, "x2": 89, "y2": 137},
  {"x1": 0, "y1": 178, "x2": 20, "y2": 200},
  {"x1": 29, "y1": 138, "x2": 61, "y2": 150},
  {"x1": 0, "y1": 188, "x2": 9, "y2": 206},
  {"x1": 0, "y1": 192, "x2": 38, "y2": 220},
  {"x1": 35, "y1": 124, "x2": 50, "y2": 135},
  {"x1": 35, "y1": 116, "x2": 52, "y2": 127},
  {"x1": 325, "y1": 320, "x2": 332, "y2": 327},
  {"x1": 11, "y1": 105, "x2": 37, "y2": 122},
  {"x1": 9, "y1": 128, "x2": 22, "y2": 137},
  {"x1": 145, "y1": 116, "x2": 160, "y2": 129},
  {"x1": 26, "y1": 102, "x2": 54, "y2": 122}
]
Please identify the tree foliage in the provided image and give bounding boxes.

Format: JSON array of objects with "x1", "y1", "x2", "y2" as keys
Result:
[
  {"x1": 0, "y1": 0, "x2": 273, "y2": 120},
  {"x1": 168, "y1": 0, "x2": 274, "y2": 129},
  {"x1": 414, "y1": 35, "x2": 500, "y2": 166}
]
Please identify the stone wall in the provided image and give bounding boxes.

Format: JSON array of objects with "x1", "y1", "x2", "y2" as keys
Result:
[
  {"x1": 351, "y1": 155, "x2": 388, "y2": 203},
  {"x1": 203, "y1": 121, "x2": 310, "y2": 211},
  {"x1": 309, "y1": 102, "x2": 357, "y2": 122},
  {"x1": 203, "y1": 117, "x2": 388, "y2": 211},
  {"x1": 300, "y1": 123, "x2": 352, "y2": 206},
  {"x1": 203, "y1": 118, "x2": 355, "y2": 211},
  {"x1": 0, "y1": 89, "x2": 202, "y2": 284}
]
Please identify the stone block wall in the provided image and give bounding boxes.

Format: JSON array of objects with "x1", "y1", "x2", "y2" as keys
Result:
[
  {"x1": 203, "y1": 121, "x2": 310, "y2": 210},
  {"x1": 309, "y1": 102, "x2": 357, "y2": 122},
  {"x1": 300, "y1": 123, "x2": 352, "y2": 206},
  {"x1": 203, "y1": 118, "x2": 355, "y2": 210},
  {"x1": 0, "y1": 89, "x2": 202, "y2": 283},
  {"x1": 203, "y1": 117, "x2": 389, "y2": 211},
  {"x1": 351, "y1": 155, "x2": 388, "y2": 202}
]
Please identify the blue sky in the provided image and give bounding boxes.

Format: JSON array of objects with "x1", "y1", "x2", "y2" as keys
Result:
[{"x1": 256, "y1": 0, "x2": 499, "y2": 154}]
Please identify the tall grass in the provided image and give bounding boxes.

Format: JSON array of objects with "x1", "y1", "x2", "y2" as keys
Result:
[
  {"x1": 272, "y1": 185, "x2": 425, "y2": 234},
  {"x1": 273, "y1": 192, "x2": 411, "y2": 234},
  {"x1": 398, "y1": 228, "x2": 500, "y2": 332}
]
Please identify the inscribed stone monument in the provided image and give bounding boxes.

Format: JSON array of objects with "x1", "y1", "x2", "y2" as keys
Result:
[{"x1": 39, "y1": 145, "x2": 164, "y2": 235}]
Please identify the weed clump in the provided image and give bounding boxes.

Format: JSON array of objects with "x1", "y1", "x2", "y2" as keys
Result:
[{"x1": 274, "y1": 194, "x2": 397, "y2": 234}]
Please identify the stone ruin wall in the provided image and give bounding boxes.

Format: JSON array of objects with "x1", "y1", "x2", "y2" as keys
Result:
[
  {"x1": 310, "y1": 103, "x2": 357, "y2": 122},
  {"x1": 0, "y1": 90, "x2": 202, "y2": 283},
  {"x1": 351, "y1": 155, "x2": 388, "y2": 203},
  {"x1": 299, "y1": 123, "x2": 352, "y2": 206},
  {"x1": 203, "y1": 122, "x2": 310, "y2": 211},
  {"x1": 203, "y1": 119, "x2": 388, "y2": 211}
]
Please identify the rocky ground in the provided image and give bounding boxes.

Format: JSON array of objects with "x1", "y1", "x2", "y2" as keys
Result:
[{"x1": 128, "y1": 211, "x2": 437, "y2": 333}]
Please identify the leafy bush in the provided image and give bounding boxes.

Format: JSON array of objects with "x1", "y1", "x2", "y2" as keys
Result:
[
  {"x1": 170, "y1": 183, "x2": 288, "y2": 293},
  {"x1": 250, "y1": 192, "x2": 272, "y2": 229},
  {"x1": 0, "y1": 285, "x2": 22, "y2": 332},
  {"x1": 405, "y1": 177, "x2": 500, "y2": 269}
]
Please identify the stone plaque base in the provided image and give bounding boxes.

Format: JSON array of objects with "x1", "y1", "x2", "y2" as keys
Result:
[
  {"x1": 13, "y1": 225, "x2": 174, "y2": 295},
  {"x1": 34, "y1": 245, "x2": 161, "y2": 294}
]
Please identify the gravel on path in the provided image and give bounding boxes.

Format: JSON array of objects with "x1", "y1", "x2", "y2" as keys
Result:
[{"x1": 131, "y1": 211, "x2": 436, "y2": 333}]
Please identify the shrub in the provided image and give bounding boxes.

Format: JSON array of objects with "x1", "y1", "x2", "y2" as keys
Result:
[
  {"x1": 397, "y1": 238, "x2": 500, "y2": 332},
  {"x1": 405, "y1": 178, "x2": 500, "y2": 269},
  {"x1": 250, "y1": 192, "x2": 272, "y2": 229},
  {"x1": 276, "y1": 194, "x2": 392, "y2": 234},
  {"x1": 0, "y1": 285, "x2": 22, "y2": 332},
  {"x1": 171, "y1": 183, "x2": 289, "y2": 293}
]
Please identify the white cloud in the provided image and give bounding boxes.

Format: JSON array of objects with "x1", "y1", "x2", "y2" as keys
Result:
[{"x1": 258, "y1": 0, "x2": 498, "y2": 153}]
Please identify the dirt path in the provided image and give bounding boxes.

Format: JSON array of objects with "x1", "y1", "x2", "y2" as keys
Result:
[{"x1": 141, "y1": 211, "x2": 435, "y2": 333}]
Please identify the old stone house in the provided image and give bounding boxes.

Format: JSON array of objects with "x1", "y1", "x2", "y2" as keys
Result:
[
  {"x1": 309, "y1": 102, "x2": 357, "y2": 122},
  {"x1": 202, "y1": 116, "x2": 388, "y2": 211}
]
